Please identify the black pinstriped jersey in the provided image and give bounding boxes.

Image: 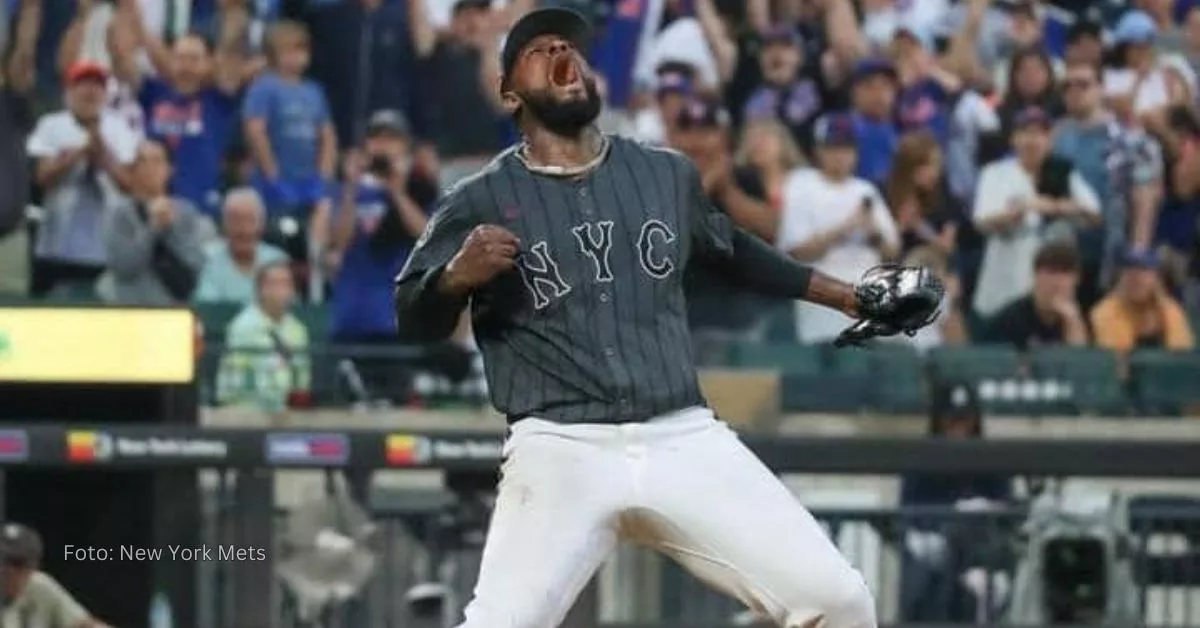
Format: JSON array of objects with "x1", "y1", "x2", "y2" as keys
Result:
[{"x1": 395, "y1": 135, "x2": 738, "y2": 424}]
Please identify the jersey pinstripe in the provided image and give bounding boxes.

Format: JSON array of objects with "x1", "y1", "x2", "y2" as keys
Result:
[{"x1": 395, "y1": 136, "x2": 736, "y2": 423}]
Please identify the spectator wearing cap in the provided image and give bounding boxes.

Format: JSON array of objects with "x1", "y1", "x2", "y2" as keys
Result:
[
  {"x1": 980, "y1": 241, "x2": 1090, "y2": 349},
  {"x1": 847, "y1": 58, "x2": 901, "y2": 185},
  {"x1": 1, "y1": 522, "x2": 111, "y2": 628},
  {"x1": 101, "y1": 140, "x2": 216, "y2": 305},
  {"x1": 632, "y1": 63, "x2": 694, "y2": 145},
  {"x1": 243, "y1": 20, "x2": 337, "y2": 217},
  {"x1": 325, "y1": 110, "x2": 439, "y2": 347},
  {"x1": 194, "y1": 187, "x2": 288, "y2": 304},
  {"x1": 1053, "y1": 59, "x2": 1164, "y2": 307},
  {"x1": 777, "y1": 112, "x2": 900, "y2": 344},
  {"x1": 1091, "y1": 247, "x2": 1195, "y2": 354},
  {"x1": 26, "y1": 60, "x2": 140, "y2": 298},
  {"x1": 738, "y1": 25, "x2": 829, "y2": 156},
  {"x1": 891, "y1": 22, "x2": 962, "y2": 146},
  {"x1": 304, "y1": 0, "x2": 417, "y2": 150},
  {"x1": 670, "y1": 98, "x2": 782, "y2": 336},
  {"x1": 409, "y1": 0, "x2": 534, "y2": 188},
  {"x1": 1105, "y1": 10, "x2": 1193, "y2": 122},
  {"x1": 971, "y1": 106, "x2": 1101, "y2": 318},
  {"x1": 899, "y1": 382, "x2": 1012, "y2": 623},
  {"x1": 112, "y1": 9, "x2": 247, "y2": 220},
  {"x1": 0, "y1": 0, "x2": 40, "y2": 298}
]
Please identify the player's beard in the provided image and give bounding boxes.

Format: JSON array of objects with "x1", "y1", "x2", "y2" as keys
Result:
[{"x1": 519, "y1": 77, "x2": 603, "y2": 138}]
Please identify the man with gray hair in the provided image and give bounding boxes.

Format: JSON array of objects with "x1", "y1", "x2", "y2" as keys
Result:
[
  {"x1": 194, "y1": 187, "x2": 288, "y2": 303},
  {"x1": 1, "y1": 522, "x2": 112, "y2": 628}
]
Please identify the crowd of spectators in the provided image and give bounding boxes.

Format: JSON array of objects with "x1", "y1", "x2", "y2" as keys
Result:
[{"x1": 0, "y1": 0, "x2": 1197, "y2": 408}]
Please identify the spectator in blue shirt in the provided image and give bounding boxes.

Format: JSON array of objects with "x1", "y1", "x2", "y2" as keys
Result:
[
  {"x1": 848, "y1": 58, "x2": 900, "y2": 185},
  {"x1": 325, "y1": 109, "x2": 440, "y2": 401},
  {"x1": 242, "y1": 20, "x2": 337, "y2": 218},
  {"x1": 892, "y1": 25, "x2": 961, "y2": 147},
  {"x1": 113, "y1": 23, "x2": 245, "y2": 220},
  {"x1": 327, "y1": 109, "x2": 436, "y2": 341}
]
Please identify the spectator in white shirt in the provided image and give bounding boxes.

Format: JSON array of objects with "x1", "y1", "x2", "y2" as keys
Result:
[
  {"x1": 972, "y1": 106, "x2": 1101, "y2": 318},
  {"x1": 777, "y1": 112, "x2": 901, "y2": 344},
  {"x1": 27, "y1": 60, "x2": 139, "y2": 298}
]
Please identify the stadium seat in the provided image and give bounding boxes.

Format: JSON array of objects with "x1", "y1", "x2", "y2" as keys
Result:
[
  {"x1": 1130, "y1": 351, "x2": 1200, "y2": 416},
  {"x1": 761, "y1": 303, "x2": 797, "y2": 344},
  {"x1": 1029, "y1": 347, "x2": 1127, "y2": 415},
  {"x1": 729, "y1": 342, "x2": 823, "y2": 375},
  {"x1": 729, "y1": 342, "x2": 873, "y2": 412},
  {"x1": 927, "y1": 345, "x2": 1025, "y2": 414},
  {"x1": 865, "y1": 343, "x2": 929, "y2": 413},
  {"x1": 194, "y1": 301, "x2": 243, "y2": 346},
  {"x1": 927, "y1": 345, "x2": 1022, "y2": 382},
  {"x1": 296, "y1": 303, "x2": 331, "y2": 344}
]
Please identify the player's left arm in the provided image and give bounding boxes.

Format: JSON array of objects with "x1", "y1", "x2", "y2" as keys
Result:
[
  {"x1": 393, "y1": 187, "x2": 482, "y2": 342},
  {"x1": 688, "y1": 173, "x2": 857, "y2": 318},
  {"x1": 686, "y1": 161, "x2": 940, "y2": 343}
]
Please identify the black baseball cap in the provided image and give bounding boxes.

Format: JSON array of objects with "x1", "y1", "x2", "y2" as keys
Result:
[
  {"x1": 501, "y1": 8, "x2": 592, "y2": 80},
  {"x1": 0, "y1": 522, "x2": 43, "y2": 566},
  {"x1": 365, "y1": 109, "x2": 411, "y2": 137}
]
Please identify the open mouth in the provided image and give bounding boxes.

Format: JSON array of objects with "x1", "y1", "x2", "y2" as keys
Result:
[{"x1": 550, "y1": 55, "x2": 581, "y2": 89}]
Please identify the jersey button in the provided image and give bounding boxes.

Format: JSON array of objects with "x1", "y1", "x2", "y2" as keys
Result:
[
  {"x1": 599, "y1": 292, "x2": 609, "y2": 303},
  {"x1": 578, "y1": 188, "x2": 588, "y2": 198},
  {"x1": 604, "y1": 347, "x2": 616, "y2": 357}
]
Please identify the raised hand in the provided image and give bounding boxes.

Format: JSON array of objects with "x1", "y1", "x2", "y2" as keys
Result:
[{"x1": 442, "y1": 225, "x2": 522, "y2": 295}]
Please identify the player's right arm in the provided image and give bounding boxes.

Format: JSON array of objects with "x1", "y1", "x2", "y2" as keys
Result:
[{"x1": 393, "y1": 189, "x2": 520, "y2": 342}]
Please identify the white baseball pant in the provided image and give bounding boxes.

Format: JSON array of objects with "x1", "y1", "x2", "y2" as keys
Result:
[{"x1": 455, "y1": 406, "x2": 877, "y2": 628}]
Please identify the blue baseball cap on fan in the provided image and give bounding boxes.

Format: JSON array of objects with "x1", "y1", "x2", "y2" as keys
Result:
[
  {"x1": 1113, "y1": 10, "x2": 1158, "y2": 46},
  {"x1": 850, "y1": 57, "x2": 897, "y2": 84},
  {"x1": 814, "y1": 112, "x2": 858, "y2": 146}
]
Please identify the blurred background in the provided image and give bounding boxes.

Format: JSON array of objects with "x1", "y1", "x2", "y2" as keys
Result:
[{"x1": 2, "y1": 0, "x2": 1200, "y2": 626}]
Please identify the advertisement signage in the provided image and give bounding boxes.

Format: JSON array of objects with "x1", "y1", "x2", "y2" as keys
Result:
[
  {"x1": 265, "y1": 433, "x2": 349, "y2": 465},
  {"x1": 0, "y1": 308, "x2": 195, "y2": 384},
  {"x1": 0, "y1": 429, "x2": 29, "y2": 462}
]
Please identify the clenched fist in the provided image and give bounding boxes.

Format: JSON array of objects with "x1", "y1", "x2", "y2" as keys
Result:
[{"x1": 440, "y1": 225, "x2": 521, "y2": 296}]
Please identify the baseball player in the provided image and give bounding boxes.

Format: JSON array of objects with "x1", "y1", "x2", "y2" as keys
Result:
[{"x1": 393, "y1": 8, "x2": 942, "y2": 628}]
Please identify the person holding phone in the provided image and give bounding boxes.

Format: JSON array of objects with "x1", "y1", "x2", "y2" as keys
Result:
[{"x1": 777, "y1": 112, "x2": 902, "y2": 343}]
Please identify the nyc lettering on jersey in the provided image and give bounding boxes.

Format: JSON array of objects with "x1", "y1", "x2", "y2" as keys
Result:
[{"x1": 518, "y1": 218, "x2": 677, "y2": 309}]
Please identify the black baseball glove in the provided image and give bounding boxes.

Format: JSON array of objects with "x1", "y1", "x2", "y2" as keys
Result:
[{"x1": 834, "y1": 264, "x2": 945, "y2": 348}]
